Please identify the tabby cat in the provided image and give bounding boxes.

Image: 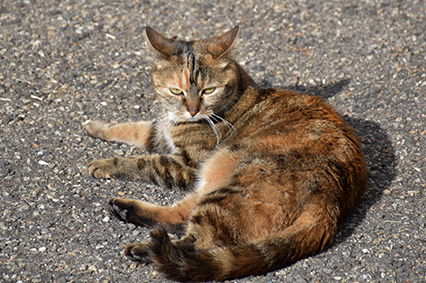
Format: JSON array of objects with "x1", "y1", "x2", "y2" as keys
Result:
[{"x1": 83, "y1": 26, "x2": 367, "y2": 282}]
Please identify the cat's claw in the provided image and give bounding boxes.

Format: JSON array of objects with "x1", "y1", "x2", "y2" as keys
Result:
[{"x1": 127, "y1": 253, "x2": 143, "y2": 262}]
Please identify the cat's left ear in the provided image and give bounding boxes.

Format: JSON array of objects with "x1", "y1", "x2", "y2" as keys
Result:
[{"x1": 209, "y1": 26, "x2": 239, "y2": 59}]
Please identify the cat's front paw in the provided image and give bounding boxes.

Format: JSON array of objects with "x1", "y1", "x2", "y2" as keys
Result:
[
  {"x1": 124, "y1": 243, "x2": 152, "y2": 263},
  {"x1": 83, "y1": 120, "x2": 114, "y2": 140},
  {"x1": 88, "y1": 158, "x2": 116, "y2": 179}
]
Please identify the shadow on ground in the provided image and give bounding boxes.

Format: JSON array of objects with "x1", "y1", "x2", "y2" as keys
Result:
[{"x1": 341, "y1": 118, "x2": 397, "y2": 236}]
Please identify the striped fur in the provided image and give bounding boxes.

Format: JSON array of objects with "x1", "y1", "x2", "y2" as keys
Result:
[{"x1": 84, "y1": 26, "x2": 367, "y2": 281}]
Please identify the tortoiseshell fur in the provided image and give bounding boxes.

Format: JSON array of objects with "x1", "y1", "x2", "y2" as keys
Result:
[{"x1": 83, "y1": 26, "x2": 367, "y2": 282}]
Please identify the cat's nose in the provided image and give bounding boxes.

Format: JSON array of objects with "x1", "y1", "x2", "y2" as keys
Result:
[
  {"x1": 188, "y1": 110, "x2": 200, "y2": 117},
  {"x1": 187, "y1": 108, "x2": 200, "y2": 117}
]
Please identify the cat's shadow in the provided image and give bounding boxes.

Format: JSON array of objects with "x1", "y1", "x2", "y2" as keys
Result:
[
  {"x1": 281, "y1": 78, "x2": 352, "y2": 99},
  {"x1": 338, "y1": 117, "x2": 396, "y2": 241},
  {"x1": 282, "y1": 79, "x2": 397, "y2": 242}
]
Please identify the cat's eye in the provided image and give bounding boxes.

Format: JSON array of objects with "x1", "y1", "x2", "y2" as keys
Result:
[
  {"x1": 169, "y1": 88, "x2": 183, "y2": 95},
  {"x1": 202, "y1": 87, "x2": 216, "y2": 95}
]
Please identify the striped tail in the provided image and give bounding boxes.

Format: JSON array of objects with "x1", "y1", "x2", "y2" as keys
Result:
[{"x1": 147, "y1": 209, "x2": 337, "y2": 282}]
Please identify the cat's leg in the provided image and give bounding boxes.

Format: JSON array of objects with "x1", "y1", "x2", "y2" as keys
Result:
[
  {"x1": 83, "y1": 120, "x2": 154, "y2": 149},
  {"x1": 122, "y1": 228, "x2": 196, "y2": 263},
  {"x1": 109, "y1": 194, "x2": 198, "y2": 261},
  {"x1": 108, "y1": 193, "x2": 197, "y2": 232},
  {"x1": 113, "y1": 149, "x2": 243, "y2": 262},
  {"x1": 88, "y1": 155, "x2": 196, "y2": 189},
  {"x1": 123, "y1": 242, "x2": 152, "y2": 262},
  {"x1": 107, "y1": 147, "x2": 240, "y2": 244}
]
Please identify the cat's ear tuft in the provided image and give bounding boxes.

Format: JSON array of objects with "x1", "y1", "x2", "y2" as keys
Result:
[
  {"x1": 145, "y1": 27, "x2": 176, "y2": 60},
  {"x1": 209, "y1": 26, "x2": 240, "y2": 59}
]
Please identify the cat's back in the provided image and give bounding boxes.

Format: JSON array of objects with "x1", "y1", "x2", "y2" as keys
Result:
[{"x1": 227, "y1": 86, "x2": 356, "y2": 148}]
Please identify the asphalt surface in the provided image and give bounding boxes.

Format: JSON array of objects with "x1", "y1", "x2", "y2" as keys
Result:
[{"x1": 1, "y1": 0, "x2": 425, "y2": 282}]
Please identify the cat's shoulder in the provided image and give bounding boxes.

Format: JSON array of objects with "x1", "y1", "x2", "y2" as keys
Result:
[{"x1": 248, "y1": 85, "x2": 325, "y2": 107}]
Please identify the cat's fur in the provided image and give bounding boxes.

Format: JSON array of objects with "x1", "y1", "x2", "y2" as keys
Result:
[{"x1": 83, "y1": 26, "x2": 367, "y2": 282}]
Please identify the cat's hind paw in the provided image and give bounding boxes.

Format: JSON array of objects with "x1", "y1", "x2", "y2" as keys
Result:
[
  {"x1": 108, "y1": 198, "x2": 129, "y2": 222},
  {"x1": 124, "y1": 243, "x2": 153, "y2": 263},
  {"x1": 107, "y1": 198, "x2": 158, "y2": 227}
]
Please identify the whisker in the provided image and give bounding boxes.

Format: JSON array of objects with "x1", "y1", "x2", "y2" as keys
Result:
[
  {"x1": 205, "y1": 116, "x2": 221, "y2": 147},
  {"x1": 155, "y1": 109, "x2": 235, "y2": 150},
  {"x1": 209, "y1": 115, "x2": 231, "y2": 142},
  {"x1": 211, "y1": 113, "x2": 237, "y2": 140},
  {"x1": 210, "y1": 115, "x2": 230, "y2": 134}
]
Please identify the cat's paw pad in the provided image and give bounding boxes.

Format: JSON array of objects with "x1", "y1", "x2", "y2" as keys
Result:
[
  {"x1": 108, "y1": 200, "x2": 128, "y2": 222},
  {"x1": 87, "y1": 159, "x2": 115, "y2": 179},
  {"x1": 108, "y1": 198, "x2": 134, "y2": 223},
  {"x1": 124, "y1": 243, "x2": 152, "y2": 263}
]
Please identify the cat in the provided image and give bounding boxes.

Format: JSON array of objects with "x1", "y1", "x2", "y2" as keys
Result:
[{"x1": 83, "y1": 26, "x2": 367, "y2": 282}]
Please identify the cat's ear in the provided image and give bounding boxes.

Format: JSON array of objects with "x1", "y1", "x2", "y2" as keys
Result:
[
  {"x1": 209, "y1": 26, "x2": 239, "y2": 59},
  {"x1": 145, "y1": 27, "x2": 176, "y2": 60}
]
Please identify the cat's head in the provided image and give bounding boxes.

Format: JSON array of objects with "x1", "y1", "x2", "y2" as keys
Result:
[{"x1": 146, "y1": 26, "x2": 241, "y2": 123}]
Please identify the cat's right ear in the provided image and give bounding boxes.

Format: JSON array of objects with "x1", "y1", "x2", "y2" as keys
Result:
[
  {"x1": 209, "y1": 25, "x2": 240, "y2": 59},
  {"x1": 145, "y1": 27, "x2": 176, "y2": 60}
]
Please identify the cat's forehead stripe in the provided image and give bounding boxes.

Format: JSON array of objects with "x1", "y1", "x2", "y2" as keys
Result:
[
  {"x1": 188, "y1": 52, "x2": 198, "y2": 85},
  {"x1": 167, "y1": 41, "x2": 221, "y2": 90},
  {"x1": 176, "y1": 69, "x2": 190, "y2": 91},
  {"x1": 175, "y1": 50, "x2": 204, "y2": 90}
]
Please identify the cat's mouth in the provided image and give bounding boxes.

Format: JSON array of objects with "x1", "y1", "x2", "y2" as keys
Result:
[
  {"x1": 171, "y1": 107, "x2": 215, "y2": 123},
  {"x1": 185, "y1": 112, "x2": 208, "y2": 122},
  {"x1": 166, "y1": 111, "x2": 208, "y2": 123}
]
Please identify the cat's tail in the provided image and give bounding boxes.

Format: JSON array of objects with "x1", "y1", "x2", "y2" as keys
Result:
[{"x1": 147, "y1": 206, "x2": 336, "y2": 282}]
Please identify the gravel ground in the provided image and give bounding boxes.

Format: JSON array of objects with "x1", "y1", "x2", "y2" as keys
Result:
[{"x1": 1, "y1": 0, "x2": 425, "y2": 282}]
